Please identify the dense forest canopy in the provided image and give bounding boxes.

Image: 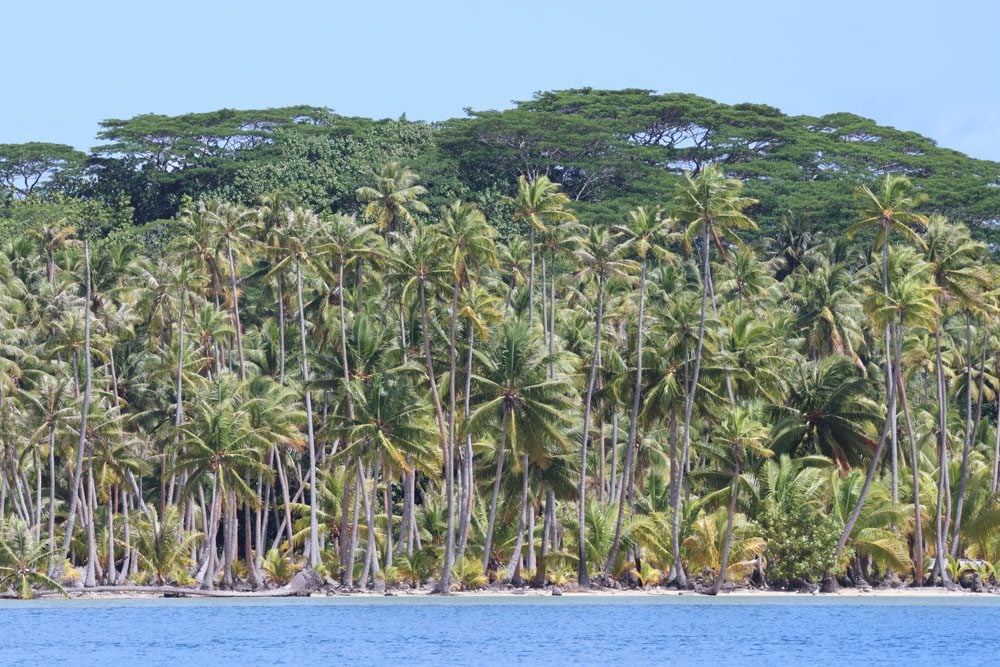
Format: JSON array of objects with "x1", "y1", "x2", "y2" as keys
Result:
[{"x1": 3, "y1": 89, "x2": 1000, "y2": 247}]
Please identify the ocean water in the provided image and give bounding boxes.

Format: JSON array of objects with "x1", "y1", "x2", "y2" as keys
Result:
[{"x1": 0, "y1": 595, "x2": 995, "y2": 665}]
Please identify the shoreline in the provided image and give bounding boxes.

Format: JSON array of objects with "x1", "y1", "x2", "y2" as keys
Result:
[{"x1": 24, "y1": 585, "x2": 999, "y2": 601}]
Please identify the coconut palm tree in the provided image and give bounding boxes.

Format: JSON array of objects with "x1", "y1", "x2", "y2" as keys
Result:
[
  {"x1": 502, "y1": 175, "x2": 576, "y2": 324},
  {"x1": 356, "y1": 162, "x2": 430, "y2": 237},
  {"x1": 468, "y1": 321, "x2": 574, "y2": 577},
  {"x1": 569, "y1": 225, "x2": 635, "y2": 585},
  {"x1": 670, "y1": 164, "x2": 757, "y2": 587},
  {"x1": 836, "y1": 174, "x2": 928, "y2": 570},
  {"x1": 702, "y1": 406, "x2": 771, "y2": 595},
  {"x1": 0, "y1": 518, "x2": 66, "y2": 598}
]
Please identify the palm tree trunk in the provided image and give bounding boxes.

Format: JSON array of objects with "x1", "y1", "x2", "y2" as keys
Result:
[
  {"x1": 933, "y1": 321, "x2": 954, "y2": 587},
  {"x1": 673, "y1": 227, "x2": 712, "y2": 588},
  {"x1": 340, "y1": 461, "x2": 354, "y2": 582},
  {"x1": 833, "y1": 226, "x2": 896, "y2": 569},
  {"x1": 833, "y1": 371, "x2": 894, "y2": 564},
  {"x1": 606, "y1": 260, "x2": 647, "y2": 577},
  {"x1": 418, "y1": 282, "x2": 454, "y2": 593},
  {"x1": 295, "y1": 259, "x2": 320, "y2": 567},
  {"x1": 47, "y1": 424, "x2": 57, "y2": 574},
  {"x1": 277, "y1": 277, "x2": 286, "y2": 384},
  {"x1": 225, "y1": 237, "x2": 247, "y2": 381},
  {"x1": 482, "y1": 414, "x2": 508, "y2": 573},
  {"x1": 528, "y1": 227, "x2": 535, "y2": 326},
  {"x1": 578, "y1": 277, "x2": 605, "y2": 586},
  {"x1": 951, "y1": 312, "x2": 976, "y2": 556},
  {"x1": 57, "y1": 239, "x2": 92, "y2": 578},
  {"x1": 457, "y1": 324, "x2": 476, "y2": 561},
  {"x1": 895, "y1": 317, "x2": 923, "y2": 585},
  {"x1": 993, "y1": 375, "x2": 1000, "y2": 494},
  {"x1": 504, "y1": 455, "x2": 530, "y2": 585},
  {"x1": 84, "y1": 458, "x2": 98, "y2": 587},
  {"x1": 709, "y1": 455, "x2": 740, "y2": 595},
  {"x1": 531, "y1": 490, "x2": 553, "y2": 587}
]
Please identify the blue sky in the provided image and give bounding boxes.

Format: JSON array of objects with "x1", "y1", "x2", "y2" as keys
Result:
[{"x1": 3, "y1": 0, "x2": 998, "y2": 160}]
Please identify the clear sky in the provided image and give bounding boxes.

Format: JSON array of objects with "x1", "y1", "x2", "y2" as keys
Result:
[{"x1": 3, "y1": 0, "x2": 998, "y2": 160}]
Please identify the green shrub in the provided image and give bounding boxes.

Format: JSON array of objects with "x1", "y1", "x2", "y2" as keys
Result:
[{"x1": 759, "y1": 501, "x2": 842, "y2": 583}]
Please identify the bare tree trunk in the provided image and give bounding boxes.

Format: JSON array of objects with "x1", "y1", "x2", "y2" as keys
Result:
[
  {"x1": 951, "y1": 312, "x2": 977, "y2": 556},
  {"x1": 895, "y1": 316, "x2": 924, "y2": 585},
  {"x1": 482, "y1": 415, "x2": 508, "y2": 573},
  {"x1": 505, "y1": 456, "x2": 530, "y2": 585},
  {"x1": 577, "y1": 277, "x2": 605, "y2": 586},
  {"x1": 295, "y1": 259, "x2": 320, "y2": 566},
  {"x1": 708, "y1": 455, "x2": 740, "y2": 595},
  {"x1": 226, "y1": 237, "x2": 247, "y2": 381},
  {"x1": 419, "y1": 282, "x2": 454, "y2": 594},
  {"x1": 58, "y1": 239, "x2": 93, "y2": 579},
  {"x1": 933, "y1": 322, "x2": 954, "y2": 587},
  {"x1": 457, "y1": 325, "x2": 476, "y2": 561},
  {"x1": 606, "y1": 261, "x2": 647, "y2": 577},
  {"x1": 673, "y1": 227, "x2": 712, "y2": 588}
]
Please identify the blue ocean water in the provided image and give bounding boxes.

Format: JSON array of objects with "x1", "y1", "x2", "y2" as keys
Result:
[{"x1": 0, "y1": 595, "x2": 994, "y2": 665}]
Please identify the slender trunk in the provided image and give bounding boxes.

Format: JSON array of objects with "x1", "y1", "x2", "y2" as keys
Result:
[
  {"x1": 606, "y1": 261, "x2": 647, "y2": 577},
  {"x1": 951, "y1": 312, "x2": 976, "y2": 556},
  {"x1": 84, "y1": 458, "x2": 97, "y2": 587},
  {"x1": 833, "y1": 227, "x2": 896, "y2": 567},
  {"x1": 708, "y1": 455, "x2": 740, "y2": 595},
  {"x1": 933, "y1": 321, "x2": 954, "y2": 587},
  {"x1": 340, "y1": 462, "x2": 354, "y2": 575},
  {"x1": 47, "y1": 425, "x2": 57, "y2": 573},
  {"x1": 673, "y1": 226, "x2": 712, "y2": 588},
  {"x1": 528, "y1": 227, "x2": 535, "y2": 325},
  {"x1": 895, "y1": 316, "x2": 923, "y2": 585},
  {"x1": 295, "y1": 259, "x2": 320, "y2": 566},
  {"x1": 277, "y1": 277, "x2": 286, "y2": 383},
  {"x1": 993, "y1": 375, "x2": 1000, "y2": 494},
  {"x1": 577, "y1": 277, "x2": 605, "y2": 586},
  {"x1": 57, "y1": 239, "x2": 92, "y2": 577},
  {"x1": 504, "y1": 455, "x2": 530, "y2": 584},
  {"x1": 225, "y1": 237, "x2": 247, "y2": 380},
  {"x1": 344, "y1": 462, "x2": 362, "y2": 587},
  {"x1": 531, "y1": 491, "x2": 553, "y2": 587},
  {"x1": 419, "y1": 282, "x2": 453, "y2": 593},
  {"x1": 482, "y1": 414, "x2": 508, "y2": 573},
  {"x1": 457, "y1": 324, "x2": 476, "y2": 561}
]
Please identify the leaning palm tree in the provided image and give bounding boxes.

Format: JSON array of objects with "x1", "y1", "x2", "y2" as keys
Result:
[{"x1": 670, "y1": 164, "x2": 757, "y2": 586}]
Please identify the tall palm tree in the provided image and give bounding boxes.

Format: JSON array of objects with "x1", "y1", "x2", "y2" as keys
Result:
[
  {"x1": 670, "y1": 164, "x2": 757, "y2": 586},
  {"x1": 836, "y1": 175, "x2": 928, "y2": 569},
  {"x1": 502, "y1": 175, "x2": 576, "y2": 324},
  {"x1": 57, "y1": 237, "x2": 92, "y2": 582},
  {"x1": 434, "y1": 200, "x2": 497, "y2": 590},
  {"x1": 919, "y1": 218, "x2": 991, "y2": 558},
  {"x1": 205, "y1": 200, "x2": 259, "y2": 381},
  {"x1": 569, "y1": 225, "x2": 635, "y2": 585}
]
